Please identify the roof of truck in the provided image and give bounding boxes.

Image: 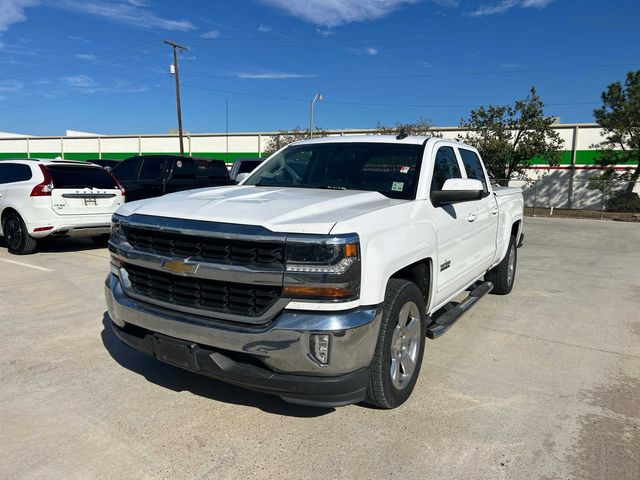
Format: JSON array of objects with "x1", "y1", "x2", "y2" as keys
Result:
[{"x1": 290, "y1": 134, "x2": 472, "y2": 148}]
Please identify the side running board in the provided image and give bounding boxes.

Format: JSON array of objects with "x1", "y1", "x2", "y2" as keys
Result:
[{"x1": 426, "y1": 281, "x2": 493, "y2": 339}]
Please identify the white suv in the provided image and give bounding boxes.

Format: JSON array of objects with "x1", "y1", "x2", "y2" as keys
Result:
[{"x1": 0, "y1": 159, "x2": 125, "y2": 254}]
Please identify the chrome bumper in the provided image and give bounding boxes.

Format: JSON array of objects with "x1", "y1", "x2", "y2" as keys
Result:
[{"x1": 105, "y1": 273, "x2": 381, "y2": 376}]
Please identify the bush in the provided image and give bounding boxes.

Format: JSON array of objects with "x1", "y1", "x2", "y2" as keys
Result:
[{"x1": 606, "y1": 192, "x2": 640, "y2": 212}]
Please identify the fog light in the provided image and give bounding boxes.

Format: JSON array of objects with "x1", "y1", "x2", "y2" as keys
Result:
[{"x1": 311, "y1": 334, "x2": 331, "y2": 365}]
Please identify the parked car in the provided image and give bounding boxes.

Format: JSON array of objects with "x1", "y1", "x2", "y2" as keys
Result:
[
  {"x1": 110, "y1": 155, "x2": 232, "y2": 202},
  {"x1": 0, "y1": 158, "x2": 125, "y2": 254},
  {"x1": 88, "y1": 159, "x2": 120, "y2": 170},
  {"x1": 229, "y1": 157, "x2": 264, "y2": 181},
  {"x1": 105, "y1": 136, "x2": 524, "y2": 408}
]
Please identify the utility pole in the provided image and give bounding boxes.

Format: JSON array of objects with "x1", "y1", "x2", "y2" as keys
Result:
[{"x1": 164, "y1": 39, "x2": 187, "y2": 155}]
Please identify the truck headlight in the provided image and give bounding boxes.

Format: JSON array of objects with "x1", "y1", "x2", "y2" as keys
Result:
[
  {"x1": 283, "y1": 234, "x2": 360, "y2": 301},
  {"x1": 110, "y1": 215, "x2": 126, "y2": 245}
]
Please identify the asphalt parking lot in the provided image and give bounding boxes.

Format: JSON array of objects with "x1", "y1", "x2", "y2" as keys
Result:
[{"x1": 0, "y1": 217, "x2": 638, "y2": 480}]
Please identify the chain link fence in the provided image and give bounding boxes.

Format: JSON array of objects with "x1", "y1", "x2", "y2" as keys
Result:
[{"x1": 495, "y1": 179, "x2": 640, "y2": 217}]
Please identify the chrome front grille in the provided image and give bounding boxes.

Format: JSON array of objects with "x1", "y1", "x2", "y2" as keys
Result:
[
  {"x1": 123, "y1": 225, "x2": 284, "y2": 268},
  {"x1": 124, "y1": 263, "x2": 282, "y2": 318}
]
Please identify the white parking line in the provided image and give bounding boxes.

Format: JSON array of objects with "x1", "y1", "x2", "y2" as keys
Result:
[{"x1": 0, "y1": 258, "x2": 53, "y2": 272}]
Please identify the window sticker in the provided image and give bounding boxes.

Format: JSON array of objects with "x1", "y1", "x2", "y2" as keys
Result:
[
  {"x1": 400, "y1": 166, "x2": 410, "y2": 174},
  {"x1": 392, "y1": 181, "x2": 404, "y2": 192},
  {"x1": 176, "y1": 160, "x2": 183, "y2": 168}
]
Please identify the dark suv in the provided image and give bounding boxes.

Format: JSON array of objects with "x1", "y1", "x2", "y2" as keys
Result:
[{"x1": 111, "y1": 155, "x2": 232, "y2": 202}]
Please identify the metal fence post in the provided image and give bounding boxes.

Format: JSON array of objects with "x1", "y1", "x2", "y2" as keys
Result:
[{"x1": 600, "y1": 180, "x2": 606, "y2": 219}]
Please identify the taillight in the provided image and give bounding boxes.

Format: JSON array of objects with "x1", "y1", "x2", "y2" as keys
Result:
[
  {"x1": 30, "y1": 164, "x2": 54, "y2": 197},
  {"x1": 108, "y1": 171, "x2": 125, "y2": 196}
]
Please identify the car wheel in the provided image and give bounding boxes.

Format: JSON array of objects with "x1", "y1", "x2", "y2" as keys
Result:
[
  {"x1": 365, "y1": 278, "x2": 427, "y2": 409},
  {"x1": 91, "y1": 234, "x2": 111, "y2": 246},
  {"x1": 486, "y1": 235, "x2": 517, "y2": 295},
  {"x1": 3, "y1": 212, "x2": 37, "y2": 255}
]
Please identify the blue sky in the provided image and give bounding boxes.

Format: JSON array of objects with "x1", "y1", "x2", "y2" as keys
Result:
[{"x1": 0, "y1": 0, "x2": 638, "y2": 135}]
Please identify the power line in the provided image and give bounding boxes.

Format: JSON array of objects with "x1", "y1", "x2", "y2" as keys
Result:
[
  {"x1": 0, "y1": 40, "x2": 161, "y2": 81},
  {"x1": 182, "y1": 83, "x2": 308, "y2": 103},
  {"x1": 181, "y1": 83, "x2": 598, "y2": 109},
  {"x1": 0, "y1": 77, "x2": 168, "y2": 112},
  {"x1": 184, "y1": 62, "x2": 639, "y2": 82}
]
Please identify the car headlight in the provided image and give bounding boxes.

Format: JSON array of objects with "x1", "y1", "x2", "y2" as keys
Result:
[
  {"x1": 110, "y1": 215, "x2": 126, "y2": 245},
  {"x1": 283, "y1": 234, "x2": 360, "y2": 301}
]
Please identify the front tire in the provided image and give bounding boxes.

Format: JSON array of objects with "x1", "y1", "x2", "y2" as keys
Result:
[
  {"x1": 486, "y1": 235, "x2": 517, "y2": 295},
  {"x1": 365, "y1": 278, "x2": 427, "y2": 409},
  {"x1": 3, "y1": 212, "x2": 37, "y2": 255}
]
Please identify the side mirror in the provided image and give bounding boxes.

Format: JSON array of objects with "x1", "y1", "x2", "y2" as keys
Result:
[
  {"x1": 431, "y1": 178, "x2": 484, "y2": 206},
  {"x1": 235, "y1": 172, "x2": 249, "y2": 184}
]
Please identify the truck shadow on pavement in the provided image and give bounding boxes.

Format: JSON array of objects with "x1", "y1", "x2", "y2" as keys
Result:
[
  {"x1": 100, "y1": 313, "x2": 335, "y2": 418},
  {"x1": 35, "y1": 237, "x2": 107, "y2": 253}
]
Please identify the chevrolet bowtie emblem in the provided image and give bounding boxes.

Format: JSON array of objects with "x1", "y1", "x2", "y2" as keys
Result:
[{"x1": 161, "y1": 259, "x2": 198, "y2": 275}]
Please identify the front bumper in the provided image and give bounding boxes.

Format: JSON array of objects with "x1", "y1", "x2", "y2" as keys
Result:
[{"x1": 105, "y1": 273, "x2": 381, "y2": 407}]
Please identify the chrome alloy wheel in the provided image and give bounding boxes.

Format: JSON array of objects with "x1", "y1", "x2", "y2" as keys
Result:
[
  {"x1": 390, "y1": 301, "x2": 421, "y2": 390},
  {"x1": 4, "y1": 216, "x2": 23, "y2": 251},
  {"x1": 506, "y1": 244, "x2": 516, "y2": 286}
]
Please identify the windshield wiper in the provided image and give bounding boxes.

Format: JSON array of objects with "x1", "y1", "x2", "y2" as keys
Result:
[{"x1": 307, "y1": 185, "x2": 347, "y2": 190}]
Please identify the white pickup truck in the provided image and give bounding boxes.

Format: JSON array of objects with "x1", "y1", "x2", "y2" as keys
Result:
[{"x1": 105, "y1": 135, "x2": 523, "y2": 408}]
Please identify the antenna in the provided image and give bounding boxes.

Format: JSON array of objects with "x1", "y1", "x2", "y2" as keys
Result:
[{"x1": 396, "y1": 128, "x2": 409, "y2": 140}]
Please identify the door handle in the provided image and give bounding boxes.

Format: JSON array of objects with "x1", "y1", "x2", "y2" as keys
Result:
[
  {"x1": 466, "y1": 213, "x2": 477, "y2": 223},
  {"x1": 490, "y1": 207, "x2": 499, "y2": 215}
]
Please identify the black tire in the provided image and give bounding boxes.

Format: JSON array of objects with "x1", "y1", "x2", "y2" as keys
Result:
[
  {"x1": 486, "y1": 235, "x2": 517, "y2": 295},
  {"x1": 365, "y1": 278, "x2": 427, "y2": 409},
  {"x1": 2, "y1": 212, "x2": 37, "y2": 255},
  {"x1": 91, "y1": 234, "x2": 111, "y2": 246}
]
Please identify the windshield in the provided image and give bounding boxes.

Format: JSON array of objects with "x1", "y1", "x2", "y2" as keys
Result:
[{"x1": 245, "y1": 142, "x2": 424, "y2": 200}]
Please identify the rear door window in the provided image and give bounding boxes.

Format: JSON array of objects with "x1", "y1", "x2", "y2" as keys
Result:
[
  {"x1": 458, "y1": 148, "x2": 488, "y2": 192},
  {"x1": 0, "y1": 163, "x2": 31, "y2": 184},
  {"x1": 12, "y1": 164, "x2": 32, "y2": 182},
  {"x1": 0, "y1": 163, "x2": 14, "y2": 184},
  {"x1": 112, "y1": 157, "x2": 143, "y2": 181},
  {"x1": 431, "y1": 146, "x2": 462, "y2": 191},
  {"x1": 172, "y1": 158, "x2": 229, "y2": 180},
  {"x1": 139, "y1": 157, "x2": 168, "y2": 180},
  {"x1": 238, "y1": 160, "x2": 262, "y2": 174},
  {"x1": 46, "y1": 165, "x2": 118, "y2": 189}
]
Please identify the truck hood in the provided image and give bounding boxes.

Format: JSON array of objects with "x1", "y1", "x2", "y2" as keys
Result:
[{"x1": 117, "y1": 185, "x2": 406, "y2": 234}]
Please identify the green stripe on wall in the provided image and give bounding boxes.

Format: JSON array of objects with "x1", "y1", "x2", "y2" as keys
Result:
[
  {"x1": 0, "y1": 150, "x2": 635, "y2": 166},
  {"x1": 0, "y1": 152, "x2": 261, "y2": 162},
  {"x1": 527, "y1": 150, "x2": 637, "y2": 166}
]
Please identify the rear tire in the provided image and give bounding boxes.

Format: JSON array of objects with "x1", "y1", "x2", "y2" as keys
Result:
[
  {"x1": 2, "y1": 212, "x2": 37, "y2": 255},
  {"x1": 365, "y1": 278, "x2": 427, "y2": 409},
  {"x1": 91, "y1": 234, "x2": 111, "y2": 246},
  {"x1": 486, "y1": 235, "x2": 517, "y2": 295}
]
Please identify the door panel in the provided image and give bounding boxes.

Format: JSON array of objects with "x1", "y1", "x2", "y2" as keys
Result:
[
  {"x1": 429, "y1": 145, "x2": 481, "y2": 307},
  {"x1": 473, "y1": 194, "x2": 499, "y2": 273},
  {"x1": 456, "y1": 148, "x2": 499, "y2": 275},
  {"x1": 432, "y1": 201, "x2": 482, "y2": 306}
]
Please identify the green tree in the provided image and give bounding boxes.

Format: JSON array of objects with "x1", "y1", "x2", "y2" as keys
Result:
[
  {"x1": 375, "y1": 118, "x2": 440, "y2": 136},
  {"x1": 262, "y1": 127, "x2": 327, "y2": 157},
  {"x1": 458, "y1": 87, "x2": 564, "y2": 183},
  {"x1": 592, "y1": 70, "x2": 640, "y2": 195}
]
